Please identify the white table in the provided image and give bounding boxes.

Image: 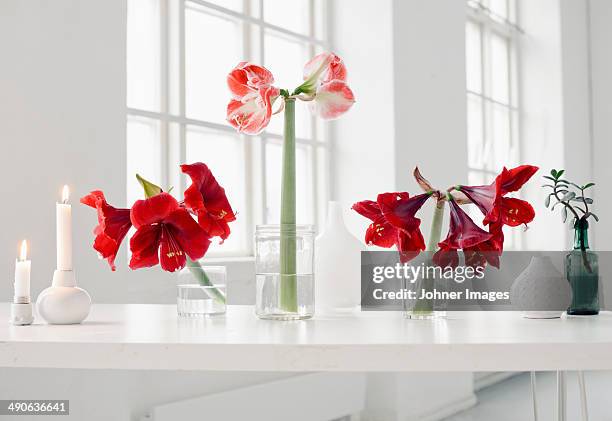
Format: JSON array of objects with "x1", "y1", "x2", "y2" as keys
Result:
[{"x1": 1, "y1": 304, "x2": 611, "y2": 372}]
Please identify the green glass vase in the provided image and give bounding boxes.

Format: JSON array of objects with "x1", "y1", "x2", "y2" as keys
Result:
[{"x1": 565, "y1": 220, "x2": 599, "y2": 315}]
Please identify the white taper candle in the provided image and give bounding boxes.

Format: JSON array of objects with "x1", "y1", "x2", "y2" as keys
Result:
[
  {"x1": 57, "y1": 185, "x2": 72, "y2": 271},
  {"x1": 14, "y1": 240, "x2": 31, "y2": 299}
]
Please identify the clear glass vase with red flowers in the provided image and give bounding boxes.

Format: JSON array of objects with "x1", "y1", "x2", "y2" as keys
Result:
[
  {"x1": 353, "y1": 165, "x2": 539, "y2": 319},
  {"x1": 81, "y1": 162, "x2": 236, "y2": 316},
  {"x1": 226, "y1": 54, "x2": 355, "y2": 320}
]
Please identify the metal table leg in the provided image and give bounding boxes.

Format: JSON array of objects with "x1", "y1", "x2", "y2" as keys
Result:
[
  {"x1": 557, "y1": 371, "x2": 566, "y2": 421},
  {"x1": 578, "y1": 371, "x2": 589, "y2": 421},
  {"x1": 530, "y1": 371, "x2": 539, "y2": 421}
]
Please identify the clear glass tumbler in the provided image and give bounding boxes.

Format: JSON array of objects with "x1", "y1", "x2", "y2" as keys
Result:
[
  {"x1": 255, "y1": 224, "x2": 315, "y2": 320},
  {"x1": 177, "y1": 265, "x2": 227, "y2": 317}
]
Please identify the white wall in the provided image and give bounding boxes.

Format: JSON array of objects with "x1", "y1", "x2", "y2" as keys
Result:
[
  {"x1": 391, "y1": 0, "x2": 468, "y2": 240},
  {"x1": 589, "y1": 0, "x2": 612, "y2": 250},
  {"x1": 328, "y1": 0, "x2": 396, "y2": 237},
  {"x1": 0, "y1": 0, "x2": 128, "y2": 302}
]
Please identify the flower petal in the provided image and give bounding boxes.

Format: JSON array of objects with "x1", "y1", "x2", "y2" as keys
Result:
[
  {"x1": 227, "y1": 86, "x2": 279, "y2": 134},
  {"x1": 227, "y1": 62, "x2": 275, "y2": 99},
  {"x1": 309, "y1": 80, "x2": 355, "y2": 120},
  {"x1": 351, "y1": 200, "x2": 381, "y2": 222},
  {"x1": 300, "y1": 52, "x2": 348, "y2": 94},
  {"x1": 459, "y1": 183, "x2": 497, "y2": 218},
  {"x1": 164, "y1": 208, "x2": 211, "y2": 262},
  {"x1": 130, "y1": 192, "x2": 179, "y2": 229},
  {"x1": 181, "y1": 162, "x2": 236, "y2": 240},
  {"x1": 397, "y1": 227, "x2": 426, "y2": 263},
  {"x1": 365, "y1": 217, "x2": 397, "y2": 248},
  {"x1": 499, "y1": 197, "x2": 535, "y2": 227},
  {"x1": 129, "y1": 224, "x2": 161, "y2": 270},
  {"x1": 497, "y1": 165, "x2": 539, "y2": 194},
  {"x1": 439, "y1": 200, "x2": 493, "y2": 250},
  {"x1": 81, "y1": 191, "x2": 132, "y2": 271}
]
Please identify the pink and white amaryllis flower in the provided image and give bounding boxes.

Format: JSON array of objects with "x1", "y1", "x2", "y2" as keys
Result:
[
  {"x1": 297, "y1": 52, "x2": 355, "y2": 120},
  {"x1": 226, "y1": 62, "x2": 280, "y2": 134}
]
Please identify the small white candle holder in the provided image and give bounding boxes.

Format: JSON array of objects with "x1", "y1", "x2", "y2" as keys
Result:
[
  {"x1": 36, "y1": 270, "x2": 91, "y2": 324},
  {"x1": 10, "y1": 297, "x2": 34, "y2": 326}
]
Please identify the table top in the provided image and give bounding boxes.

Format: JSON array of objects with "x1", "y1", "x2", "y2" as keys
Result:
[{"x1": 1, "y1": 304, "x2": 611, "y2": 372}]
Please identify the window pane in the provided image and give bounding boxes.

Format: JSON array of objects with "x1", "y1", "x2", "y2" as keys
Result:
[
  {"x1": 185, "y1": 127, "x2": 247, "y2": 254},
  {"x1": 465, "y1": 22, "x2": 482, "y2": 93},
  {"x1": 263, "y1": 0, "x2": 310, "y2": 35},
  {"x1": 127, "y1": 116, "x2": 161, "y2": 206},
  {"x1": 206, "y1": 0, "x2": 242, "y2": 12},
  {"x1": 489, "y1": 0, "x2": 508, "y2": 21},
  {"x1": 127, "y1": 0, "x2": 160, "y2": 111},
  {"x1": 265, "y1": 142, "x2": 313, "y2": 225},
  {"x1": 264, "y1": 32, "x2": 312, "y2": 138},
  {"x1": 491, "y1": 104, "x2": 511, "y2": 171},
  {"x1": 467, "y1": 94, "x2": 485, "y2": 169},
  {"x1": 490, "y1": 33, "x2": 509, "y2": 104},
  {"x1": 185, "y1": 4, "x2": 241, "y2": 124}
]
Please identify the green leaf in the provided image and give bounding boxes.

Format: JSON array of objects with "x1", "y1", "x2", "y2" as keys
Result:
[
  {"x1": 583, "y1": 182, "x2": 595, "y2": 189},
  {"x1": 556, "y1": 169, "x2": 565, "y2": 179},
  {"x1": 544, "y1": 194, "x2": 551, "y2": 208},
  {"x1": 561, "y1": 191, "x2": 576, "y2": 201},
  {"x1": 562, "y1": 206, "x2": 568, "y2": 223},
  {"x1": 550, "y1": 169, "x2": 557, "y2": 178},
  {"x1": 136, "y1": 174, "x2": 162, "y2": 199}
]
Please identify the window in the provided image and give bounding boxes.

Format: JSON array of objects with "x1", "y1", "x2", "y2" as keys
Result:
[
  {"x1": 127, "y1": 0, "x2": 330, "y2": 257},
  {"x1": 465, "y1": 0, "x2": 522, "y2": 247}
]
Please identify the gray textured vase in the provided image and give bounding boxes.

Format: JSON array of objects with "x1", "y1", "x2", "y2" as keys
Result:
[{"x1": 510, "y1": 256, "x2": 572, "y2": 319}]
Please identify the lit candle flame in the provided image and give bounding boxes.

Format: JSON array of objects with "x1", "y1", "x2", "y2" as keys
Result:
[
  {"x1": 19, "y1": 240, "x2": 28, "y2": 261},
  {"x1": 62, "y1": 185, "x2": 70, "y2": 204}
]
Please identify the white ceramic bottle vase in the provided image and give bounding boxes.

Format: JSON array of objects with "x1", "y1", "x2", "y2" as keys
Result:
[
  {"x1": 510, "y1": 255, "x2": 572, "y2": 319},
  {"x1": 315, "y1": 201, "x2": 365, "y2": 313},
  {"x1": 36, "y1": 270, "x2": 91, "y2": 324}
]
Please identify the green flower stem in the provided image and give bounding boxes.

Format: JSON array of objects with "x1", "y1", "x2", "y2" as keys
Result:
[
  {"x1": 427, "y1": 200, "x2": 446, "y2": 252},
  {"x1": 186, "y1": 257, "x2": 226, "y2": 304},
  {"x1": 280, "y1": 98, "x2": 298, "y2": 313},
  {"x1": 412, "y1": 200, "x2": 445, "y2": 314}
]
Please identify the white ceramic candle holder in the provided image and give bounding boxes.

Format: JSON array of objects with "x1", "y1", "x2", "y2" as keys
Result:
[
  {"x1": 10, "y1": 298, "x2": 34, "y2": 326},
  {"x1": 36, "y1": 270, "x2": 91, "y2": 324}
]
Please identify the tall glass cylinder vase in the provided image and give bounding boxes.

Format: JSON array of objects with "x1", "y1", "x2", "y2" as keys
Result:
[
  {"x1": 255, "y1": 224, "x2": 315, "y2": 320},
  {"x1": 566, "y1": 221, "x2": 599, "y2": 315}
]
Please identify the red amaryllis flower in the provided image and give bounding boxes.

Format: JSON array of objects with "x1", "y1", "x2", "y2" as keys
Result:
[
  {"x1": 433, "y1": 199, "x2": 493, "y2": 267},
  {"x1": 129, "y1": 193, "x2": 211, "y2": 272},
  {"x1": 181, "y1": 162, "x2": 236, "y2": 241},
  {"x1": 352, "y1": 192, "x2": 429, "y2": 262},
  {"x1": 81, "y1": 191, "x2": 132, "y2": 271},
  {"x1": 458, "y1": 165, "x2": 538, "y2": 227},
  {"x1": 226, "y1": 62, "x2": 280, "y2": 134}
]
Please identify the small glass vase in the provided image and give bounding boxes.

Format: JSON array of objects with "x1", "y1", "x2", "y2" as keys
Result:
[
  {"x1": 177, "y1": 264, "x2": 227, "y2": 317},
  {"x1": 566, "y1": 221, "x2": 599, "y2": 315},
  {"x1": 255, "y1": 224, "x2": 315, "y2": 320}
]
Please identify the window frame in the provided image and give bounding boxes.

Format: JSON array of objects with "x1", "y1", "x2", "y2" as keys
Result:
[
  {"x1": 465, "y1": 0, "x2": 524, "y2": 249},
  {"x1": 127, "y1": 0, "x2": 332, "y2": 258}
]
